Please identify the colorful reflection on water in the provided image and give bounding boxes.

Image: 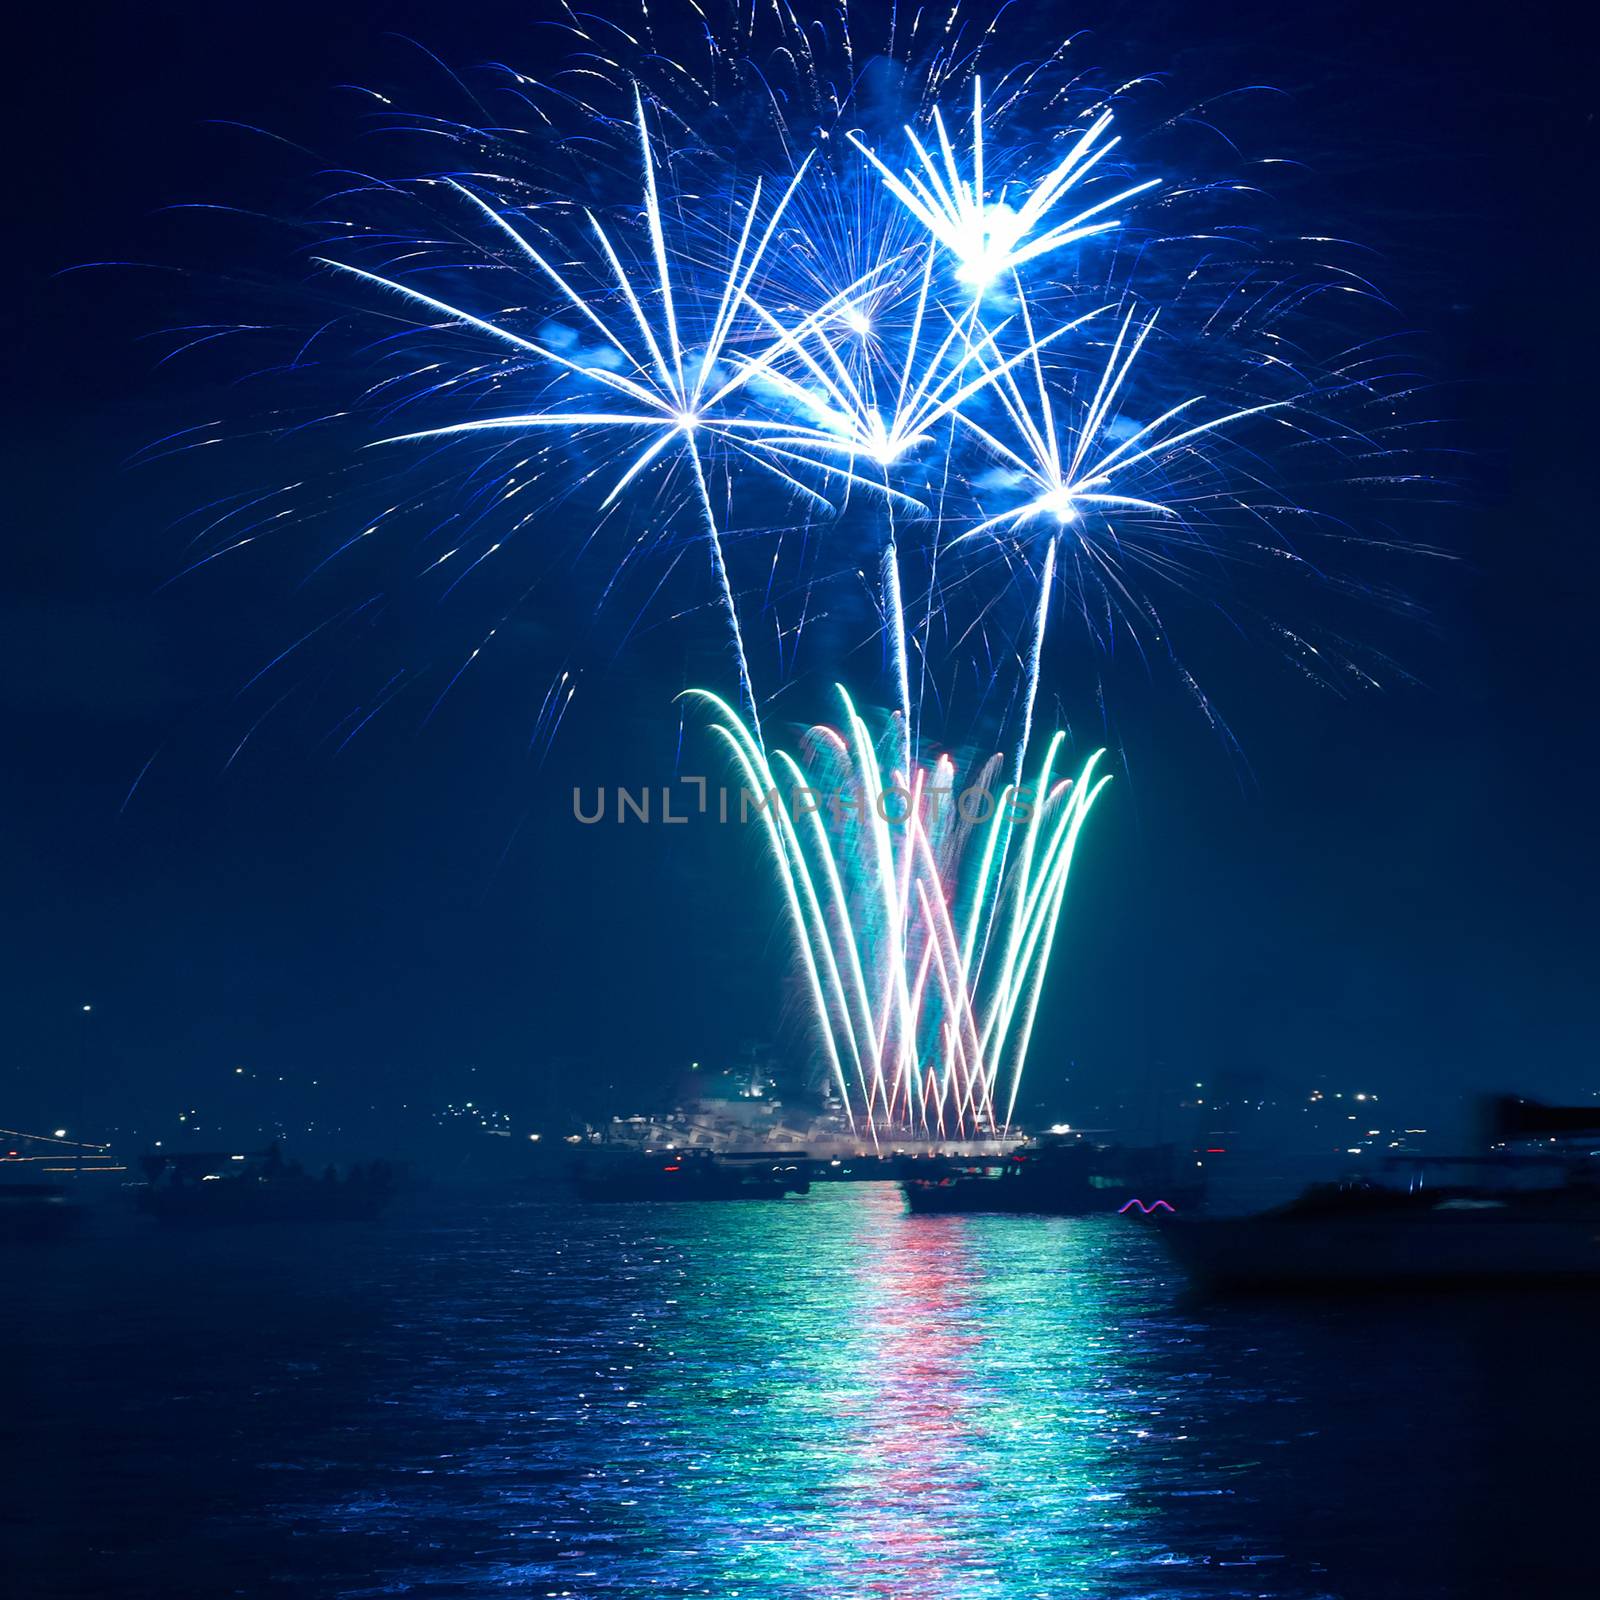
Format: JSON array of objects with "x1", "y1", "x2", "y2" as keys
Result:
[
  {"x1": 10, "y1": 1185, "x2": 1597, "y2": 1598},
  {"x1": 607, "y1": 1189, "x2": 1251, "y2": 1597}
]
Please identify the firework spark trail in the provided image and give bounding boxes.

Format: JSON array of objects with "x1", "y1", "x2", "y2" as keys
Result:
[
  {"x1": 882, "y1": 540, "x2": 913, "y2": 773},
  {"x1": 951, "y1": 302, "x2": 1288, "y2": 544},
  {"x1": 685, "y1": 678, "x2": 1109, "y2": 1140},
  {"x1": 1016, "y1": 533, "x2": 1057, "y2": 787}
]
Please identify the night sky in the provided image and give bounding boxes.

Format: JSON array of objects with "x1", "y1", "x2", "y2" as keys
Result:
[{"x1": 3, "y1": 0, "x2": 1593, "y2": 1148}]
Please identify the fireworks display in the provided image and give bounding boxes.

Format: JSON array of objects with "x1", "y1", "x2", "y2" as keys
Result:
[{"x1": 151, "y1": 0, "x2": 1428, "y2": 1134}]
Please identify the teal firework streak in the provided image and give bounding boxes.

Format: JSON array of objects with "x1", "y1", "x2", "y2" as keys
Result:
[{"x1": 681, "y1": 669, "x2": 1109, "y2": 1142}]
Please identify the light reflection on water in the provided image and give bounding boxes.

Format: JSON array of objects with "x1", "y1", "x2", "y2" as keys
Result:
[{"x1": 8, "y1": 1185, "x2": 1595, "y2": 1598}]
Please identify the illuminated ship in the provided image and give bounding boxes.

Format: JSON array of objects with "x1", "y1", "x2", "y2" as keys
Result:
[
  {"x1": 900, "y1": 1135, "x2": 1202, "y2": 1215},
  {"x1": 571, "y1": 1147, "x2": 812, "y2": 1201},
  {"x1": 135, "y1": 1145, "x2": 394, "y2": 1225},
  {"x1": 1157, "y1": 1098, "x2": 1600, "y2": 1291}
]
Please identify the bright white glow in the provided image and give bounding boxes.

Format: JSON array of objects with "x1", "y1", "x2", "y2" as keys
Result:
[
  {"x1": 1038, "y1": 486, "x2": 1077, "y2": 522},
  {"x1": 850, "y1": 79, "x2": 1159, "y2": 290}
]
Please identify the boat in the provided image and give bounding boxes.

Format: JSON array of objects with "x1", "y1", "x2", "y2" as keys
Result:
[
  {"x1": 901, "y1": 1136, "x2": 1203, "y2": 1215},
  {"x1": 1158, "y1": 1178, "x2": 1600, "y2": 1290},
  {"x1": 135, "y1": 1145, "x2": 394, "y2": 1226},
  {"x1": 1156, "y1": 1097, "x2": 1600, "y2": 1291},
  {"x1": 571, "y1": 1147, "x2": 811, "y2": 1201},
  {"x1": 0, "y1": 1182, "x2": 89, "y2": 1242}
]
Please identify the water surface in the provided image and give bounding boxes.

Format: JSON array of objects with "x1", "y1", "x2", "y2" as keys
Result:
[{"x1": 5, "y1": 1186, "x2": 1591, "y2": 1597}]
